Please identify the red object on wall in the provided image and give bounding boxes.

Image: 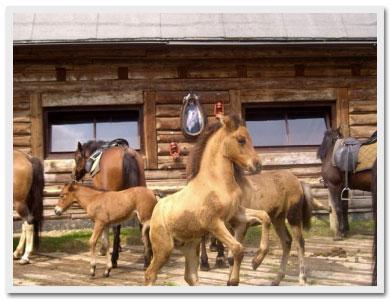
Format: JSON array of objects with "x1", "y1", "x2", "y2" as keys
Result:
[
  {"x1": 169, "y1": 142, "x2": 180, "y2": 161},
  {"x1": 214, "y1": 101, "x2": 224, "y2": 116}
]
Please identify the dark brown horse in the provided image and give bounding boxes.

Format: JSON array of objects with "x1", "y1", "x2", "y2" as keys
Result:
[
  {"x1": 317, "y1": 128, "x2": 374, "y2": 240},
  {"x1": 13, "y1": 150, "x2": 44, "y2": 264},
  {"x1": 73, "y1": 140, "x2": 146, "y2": 268}
]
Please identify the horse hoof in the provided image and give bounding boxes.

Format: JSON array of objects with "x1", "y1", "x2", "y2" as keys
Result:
[
  {"x1": 103, "y1": 269, "x2": 111, "y2": 278},
  {"x1": 251, "y1": 257, "x2": 262, "y2": 270},
  {"x1": 215, "y1": 257, "x2": 228, "y2": 269},
  {"x1": 112, "y1": 261, "x2": 118, "y2": 268},
  {"x1": 13, "y1": 253, "x2": 21, "y2": 260},
  {"x1": 333, "y1": 235, "x2": 343, "y2": 241},
  {"x1": 271, "y1": 280, "x2": 280, "y2": 286},
  {"x1": 227, "y1": 279, "x2": 239, "y2": 286},
  {"x1": 90, "y1": 265, "x2": 96, "y2": 277},
  {"x1": 227, "y1": 257, "x2": 234, "y2": 266},
  {"x1": 19, "y1": 258, "x2": 30, "y2": 265},
  {"x1": 99, "y1": 249, "x2": 107, "y2": 256},
  {"x1": 200, "y1": 263, "x2": 210, "y2": 271}
]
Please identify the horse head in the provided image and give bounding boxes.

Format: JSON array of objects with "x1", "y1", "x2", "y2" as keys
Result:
[
  {"x1": 73, "y1": 142, "x2": 88, "y2": 181},
  {"x1": 220, "y1": 114, "x2": 262, "y2": 175},
  {"x1": 317, "y1": 127, "x2": 342, "y2": 161},
  {"x1": 54, "y1": 182, "x2": 77, "y2": 216}
]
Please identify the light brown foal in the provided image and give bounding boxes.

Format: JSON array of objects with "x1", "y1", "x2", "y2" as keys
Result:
[
  {"x1": 145, "y1": 114, "x2": 271, "y2": 286},
  {"x1": 55, "y1": 183, "x2": 156, "y2": 277}
]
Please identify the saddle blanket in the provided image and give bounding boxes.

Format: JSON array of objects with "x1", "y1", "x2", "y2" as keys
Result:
[
  {"x1": 356, "y1": 142, "x2": 377, "y2": 172},
  {"x1": 90, "y1": 151, "x2": 102, "y2": 177}
]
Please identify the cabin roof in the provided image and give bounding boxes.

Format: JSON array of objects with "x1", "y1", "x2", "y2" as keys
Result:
[{"x1": 13, "y1": 13, "x2": 377, "y2": 45}]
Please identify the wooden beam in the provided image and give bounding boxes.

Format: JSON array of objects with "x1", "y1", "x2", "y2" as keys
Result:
[
  {"x1": 336, "y1": 88, "x2": 350, "y2": 137},
  {"x1": 143, "y1": 91, "x2": 158, "y2": 169},
  {"x1": 229, "y1": 90, "x2": 241, "y2": 117},
  {"x1": 30, "y1": 93, "x2": 44, "y2": 159}
]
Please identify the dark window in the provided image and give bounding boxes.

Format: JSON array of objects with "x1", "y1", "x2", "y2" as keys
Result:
[
  {"x1": 44, "y1": 107, "x2": 141, "y2": 156},
  {"x1": 245, "y1": 106, "x2": 331, "y2": 147}
]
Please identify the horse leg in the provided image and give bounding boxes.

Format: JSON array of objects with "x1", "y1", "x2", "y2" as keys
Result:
[
  {"x1": 89, "y1": 222, "x2": 104, "y2": 277},
  {"x1": 20, "y1": 222, "x2": 34, "y2": 265},
  {"x1": 181, "y1": 241, "x2": 200, "y2": 286},
  {"x1": 215, "y1": 239, "x2": 228, "y2": 268},
  {"x1": 102, "y1": 227, "x2": 112, "y2": 277},
  {"x1": 13, "y1": 221, "x2": 27, "y2": 259},
  {"x1": 209, "y1": 219, "x2": 244, "y2": 286},
  {"x1": 271, "y1": 218, "x2": 292, "y2": 286},
  {"x1": 290, "y1": 224, "x2": 307, "y2": 285},
  {"x1": 227, "y1": 222, "x2": 248, "y2": 266},
  {"x1": 144, "y1": 228, "x2": 174, "y2": 286},
  {"x1": 200, "y1": 235, "x2": 211, "y2": 271},
  {"x1": 111, "y1": 224, "x2": 121, "y2": 268},
  {"x1": 342, "y1": 199, "x2": 350, "y2": 232},
  {"x1": 329, "y1": 186, "x2": 346, "y2": 240},
  {"x1": 209, "y1": 236, "x2": 218, "y2": 252},
  {"x1": 99, "y1": 228, "x2": 109, "y2": 256}
]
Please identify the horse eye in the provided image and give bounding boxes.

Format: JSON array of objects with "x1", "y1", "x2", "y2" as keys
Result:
[{"x1": 237, "y1": 137, "x2": 246, "y2": 145}]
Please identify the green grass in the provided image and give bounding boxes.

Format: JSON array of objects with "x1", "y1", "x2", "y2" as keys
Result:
[
  {"x1": 14, "y1": 218, "x2": 374, "y2": 253},
  {"x1": 13, "y1": 227, "x2": 141, "y2": 254}
]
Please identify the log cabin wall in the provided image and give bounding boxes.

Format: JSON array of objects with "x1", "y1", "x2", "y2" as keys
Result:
[{"x1": 13, "y1": 44, "x2": 377, "y2": 225}]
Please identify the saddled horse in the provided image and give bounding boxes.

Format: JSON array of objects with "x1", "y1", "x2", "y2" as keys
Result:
[
  {"x1": 73, "y1": 140, "x2": 146, "y2": 268},
  {"x1": 317, "y1": 128, "x2": 375, "y2": 240},
  {"x1": 145, "y1": 114, "x2": 271, "y2": 286},
  {"x1": 54, "y1": 183, "x2": 156, "y2": 277},
  {"x1": 13, "y1": 150, "x2": 44, "y2": 264}
]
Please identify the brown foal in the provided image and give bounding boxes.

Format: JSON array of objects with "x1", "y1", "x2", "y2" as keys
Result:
[{"x1": 55, "y1": 183, "x2": 156, "y2": 277}]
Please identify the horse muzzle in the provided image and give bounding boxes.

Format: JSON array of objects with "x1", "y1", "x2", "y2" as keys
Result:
[
  {"x1": 54, "y1": 206, "x2": 63, "y2": 216},
  {"x1": 247, "y1": 160, "x2": 262, "y2": 175}
]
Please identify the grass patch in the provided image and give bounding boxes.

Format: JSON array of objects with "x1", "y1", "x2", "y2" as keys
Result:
[{"x1": 13, "y1": 227, "x2": 141, "y2": 254}]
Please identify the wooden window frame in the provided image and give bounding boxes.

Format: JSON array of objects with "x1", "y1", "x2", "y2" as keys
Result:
[
  {"x1": 43, "y1": 105, "x2": 144, "y2": 159},
  {"x1": 242, "y1": 101, "x2": 336, "y2": 151}
]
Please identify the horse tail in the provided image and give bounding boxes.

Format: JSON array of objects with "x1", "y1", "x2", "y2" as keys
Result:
[
  {"x1": 28, "y1": 157, "x2": 44, "y2": 250},
  {"x1": 122, "y1": 151, "x2": 140, "y2": 189},
  {"x1": 300, "y1": 182, "x2": 313, "y2": 231}
]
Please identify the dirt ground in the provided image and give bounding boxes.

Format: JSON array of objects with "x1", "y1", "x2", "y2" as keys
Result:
[{"x1": 13, "y1": 233, "x2": 374, "y2": 286}]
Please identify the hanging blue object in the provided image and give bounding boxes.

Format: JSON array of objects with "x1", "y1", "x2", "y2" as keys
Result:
[{"x1": 180, "y1": 92, "x2": 206, "y2": 138}]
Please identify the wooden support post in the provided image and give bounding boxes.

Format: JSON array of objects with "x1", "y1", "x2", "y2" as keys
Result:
[
  {"x1": 337, "y1": 88, "x2": 350, "y2": 137},
  {"x1": 143, "y1": 91, "x2": 158, "y2": 169},
  {"x1": 30, "y1": 93, "x2": 44, "y2": 159},
  {"x1": 229, "y1": 90, "x2": 241, "y2": 117}
]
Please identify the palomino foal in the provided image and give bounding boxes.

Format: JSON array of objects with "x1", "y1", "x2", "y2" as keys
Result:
[
  {"x1": 145, "y1": 114, "x2": 271, "y2": 286},
  {"x1": 55, "y1": 183, "x2": 156, "y2": 277}
]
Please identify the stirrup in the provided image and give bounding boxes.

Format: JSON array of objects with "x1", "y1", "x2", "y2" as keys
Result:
[{"x1": 341, "y1": 187, "x2": 351, "y2": 201}]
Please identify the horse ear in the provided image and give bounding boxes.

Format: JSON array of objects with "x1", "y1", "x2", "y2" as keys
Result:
[
  {"x1": 77, "y1": 142, "x2": 82, "y2": 152},
  {"x1": 220, "y1": 114, "x2": 241, "y2": 131}
]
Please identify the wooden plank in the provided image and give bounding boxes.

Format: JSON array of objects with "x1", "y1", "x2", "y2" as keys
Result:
[
  {"x1": 247, "y1": 65, "x2": 295, "y2": 77},
  {"x1": 145, "y1": 169, "x2": 186, "y2": 180},
  {"x1": 157, "y1": 131, "x2": 188, "y2": 143},
  {"x1": 143, "y1": 91, "x2": 158, "y2": 169},
  {"x1": 187, "y1": 65, "x2": 238, "y2": 78},
  {"x1": 337, "y1": 88, "x2": 350, "y2": 137},
  {"x1": 349, "y1": 114, "x2": 377, "y2": 126},
  {"x1": 156, "y1": 91, "x2": 229, "y2": 104},
  {"x1": 44, "y1": 159, "x2": 75, "y2": 174},
  {"x1": 13, "y1": 114, "x2": 30, "y2": 123},
  {"x1": 156, "y1": 116, "x2": 217, "y2": 131},
  {"x1": 349, "y1": 101, "x2": 377, "y2": 113},
  {"x1": 259, "y1": 151, "x2": 321, "y2": 167},
  {"x1": 158, "y1": 156, "x2": 188, "y2": 170},
  {"x1": 30, "y1": 94, "x2": 44, "y2": 159},
  {"x1": 13, "y1": 136, "x2": 31, "y2": 147},
  {"x1": 350, "y1": 126, "x2": 377, "y2": 138},
  {"x1": 229, "y1": 90, "x2": 241, "y2": 117},
  {"x1": 348, "y1": 88, "x2": 377, "y2": 101},
  {"x1": 241, "y1": 88, "x2": 337, "y2": 103},
  {"x1": 158, "y1": 142, "x2": 193, "y2": 156},
  {"x1": 13, "y1": 123, "x2": 31, "y2": 135},
  {"x1": 13, "y1": 101, "x2": 30, "y2": 111},
  {"x1": 41, "y1": 91, "x2": 144, "y2": 107}
]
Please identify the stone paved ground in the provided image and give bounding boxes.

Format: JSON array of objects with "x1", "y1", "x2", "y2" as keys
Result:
[{"x1": 13, "y1": 234, "x2": 374, "y2": 287}]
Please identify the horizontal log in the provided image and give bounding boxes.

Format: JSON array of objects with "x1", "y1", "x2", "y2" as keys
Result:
[
  {"x1": 156, "y1": 116, "x2": 217, "y2": 131},
  {"x1": 13, "y1": 101, "x2": 30, "y2": 111},
  {"x1": 241, "y1": 88, "x2": 336, "y2": 103},
  {"x1": 145, "y1": 169, "x2": 186, "y2": 180},
  {"x1": 158, "y1": 142, "x2": 193, "y2": 156},
  {"x1": 350, "y1": 125, "x2": 377, "y2": 138},
  {"x1": 349, "y1": 114, "x2": 377, "y2": 126},
  {"x1": 44, "y1": 173, "x2": 73, "y2": 184},
  {"x1": 13, "y1": 77, "x2": 377, "y2": 94},
  {"x1": 13, "y1": 135, "x2": 30, "y2": 147},
  {"x1": 247, "y1": 65, "x2": 295, "y2": 77},
  {"x1": 13, "y1": 114, "x2": 30, "y2": 123},
  {"x1": 67, "y1": 67, "x2": 117, "y2": 81},
  {"x1": 42, "y1": 90, "x2": 144, "y2": 107},
  {"x1": 13, "y1": 123, "x2": 31, "y2": 135},
  {"x1": 349, "y1": 101, "x2": 377, "y2": 113},
  {"x1": 156, "y1": 91, "x2": 229, "y2": 104},
  {"x1": 304, "y1": 66, "x2": 352, "y2": 77},
  {"x1": 259, "y1": 151, "x2": 321, "y2": 167},
  {"x1": 156, "y1": 103, "x2": 231, "y2": 117},
  {"x1": 158, "y1": 156, "x2": 188, "y2": 170},
  {"x1": 13, "y1": 147, "x2": 31, "y2": 155},
  {"x1": 13, "y1": 70, "x2": 57, "y2": 82},
  {"x1": 187, "y1": 66, "x2": 238, "y2": 78},
  {"x1": 157, "y1": 132, "x2": 189, "y2": 143},
  {"x1": 44, "y1": 159, "x2": 75, "y2": 174},
  {"x1": 348, "y1": 88, "x2": 377, "y2": 101}
]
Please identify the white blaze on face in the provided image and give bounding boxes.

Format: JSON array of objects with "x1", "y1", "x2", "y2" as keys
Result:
[{"x1": 54, "y1": 206, "x2": 63, "y2": 215}]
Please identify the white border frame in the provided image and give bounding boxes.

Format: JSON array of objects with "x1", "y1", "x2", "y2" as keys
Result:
[{"x1": 5, "y1": 6, "x2": 385, "y2": 294}]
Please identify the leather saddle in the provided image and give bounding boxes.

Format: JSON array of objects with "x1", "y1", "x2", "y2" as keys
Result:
[{"x1": 85, "y1": 138, "x2": 129, "y2": 174}]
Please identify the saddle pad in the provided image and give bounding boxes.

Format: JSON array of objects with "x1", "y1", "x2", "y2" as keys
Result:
[
  {"x1": 331, "y1": 139, "x2": 344, "y2": 167},
  {"x1": 90, "y1": 153, "x2": 102, "y2": 177},
  {"x1": 356, "y1": 142, "x2": 377, "y2": 172}
]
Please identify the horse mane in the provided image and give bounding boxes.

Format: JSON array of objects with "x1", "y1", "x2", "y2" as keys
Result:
[
  {"x1": 81, "y1": 140, "x2": 105, "y2": 156},
  {"x1": 187, "y1": 120, "x2": 223, "y2": 181},
  {"x1": 317, "y1": 129, "x2": 337, "y2": 161},
  {"x1": 187, "y1": 113, "x2": 243, "y2": 181}
]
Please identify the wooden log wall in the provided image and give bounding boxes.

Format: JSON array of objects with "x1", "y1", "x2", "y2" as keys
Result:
[{"x1": 13, "y1": 44, "x2": 377, "y2": 223}]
